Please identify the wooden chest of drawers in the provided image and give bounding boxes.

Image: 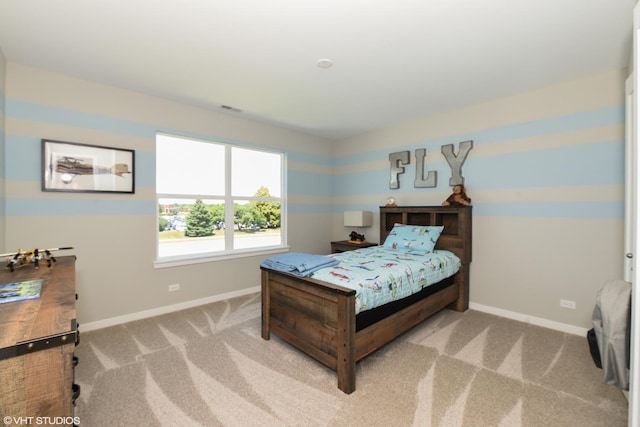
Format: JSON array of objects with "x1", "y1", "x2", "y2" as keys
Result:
[{"x1": 0, "y1": 256, "x2": 78, "y2": 425}]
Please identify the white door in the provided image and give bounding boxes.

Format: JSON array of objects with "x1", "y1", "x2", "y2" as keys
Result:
[
  {"x1": 626, "y1": 75, "x2": 635, "y2": 283},
  {"x1": 628, "y1": 5, "x2": 640, "y2": 425}
]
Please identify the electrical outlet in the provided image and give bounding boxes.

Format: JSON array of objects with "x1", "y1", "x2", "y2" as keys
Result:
[
  {"x1": 560, "y1": 299, "x2": 576, "y2": 309},
  {"x1": 168, "y1": 283, "x2": 180, "y2": 292}
]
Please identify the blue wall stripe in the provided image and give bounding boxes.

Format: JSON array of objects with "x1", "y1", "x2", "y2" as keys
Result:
[
  {"x1": 334, "y1": 169, "x2": 393, "y2": 196},
  {"x1": 473, "y1": 201, "x2": 623, "y2": 218},
  {"x1": 5, "y1": 134, "x2": 157, "y2": 186},
  {"x1": 287, "y1": 203, "x2": 336, "y2": 214},
  {"x1": 0, "y1": 89, "x2": 5, "y2": 115},
  {"x1": 0, "y1": 134, "x2": 5, "y2": 178},
  {"x1": 3, "y1": 197, "x2": 623, "y2": 218},
  {"x1": 133, "y1": 151, "x2": 154, "y2": 187},
  {"x1": 465, "y1": 140, "x2": 624, "y2": 189},
  {"x1": 288, "y1": 170, "x2": 332, "y2": 196},
  {"x1": 5, "y1": 198, "x2": 156, "y2": 216},
  {"x1": 287, "y1": 151, "x2": 333, "y2": 167},
  {"x1": 6, "y1": 135, "x2": 42, "y2": 180},
  {"x1": 6, "y1": 196, "x2": 339, "y2": 216}
]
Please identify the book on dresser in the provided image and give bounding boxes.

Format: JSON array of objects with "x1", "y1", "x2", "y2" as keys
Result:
[{"x1": 0, "y1": 279, "x2": 43, "y2": 304}]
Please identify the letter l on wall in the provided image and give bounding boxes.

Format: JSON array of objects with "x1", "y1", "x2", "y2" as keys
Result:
[{"x1": 414, "y1": 148, "x2": 437, "y2": 188}]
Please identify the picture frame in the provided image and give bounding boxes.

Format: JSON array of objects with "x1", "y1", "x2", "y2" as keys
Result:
[{"x1": 42, "y1": 139, "x2": 135, "y2": 193}]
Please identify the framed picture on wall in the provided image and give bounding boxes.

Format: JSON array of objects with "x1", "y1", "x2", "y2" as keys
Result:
[{"x1": 42, "y1": 139, "x2": 135, "y2": 193}]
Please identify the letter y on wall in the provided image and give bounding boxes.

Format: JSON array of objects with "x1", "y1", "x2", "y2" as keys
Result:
[{"x1": 442, "y1": 140, "x2": 473, "y2": 186}]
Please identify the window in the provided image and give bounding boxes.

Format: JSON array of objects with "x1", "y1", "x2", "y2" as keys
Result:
[{"x1": 156, "y1": 133, "x2": 284, "y2": 263}]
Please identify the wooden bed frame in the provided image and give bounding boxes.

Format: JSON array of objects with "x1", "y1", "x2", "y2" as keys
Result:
[{"x1": 261, "y1": 205, "x2": 472, "y2": 393}]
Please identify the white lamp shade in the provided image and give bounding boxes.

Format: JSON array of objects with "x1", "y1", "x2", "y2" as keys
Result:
[{"x1": 344, "y1": 211, "x2": 373, "y2": 227}]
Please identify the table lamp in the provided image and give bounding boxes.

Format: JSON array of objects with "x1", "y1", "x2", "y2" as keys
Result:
[{"x1": 344, "y1": 210, "x2": 373, "y2": 243}]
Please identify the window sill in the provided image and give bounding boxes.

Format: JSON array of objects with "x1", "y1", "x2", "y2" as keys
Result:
[{"x1": 153, "y1": 246, "x2": 290, "y2": 269}]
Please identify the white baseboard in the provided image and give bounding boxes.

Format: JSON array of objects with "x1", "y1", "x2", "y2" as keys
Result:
[
  {"x1": 80, "y1": 291, "x2": 588, "y2": 337},
  {"x1": 469, "y1": 302, "x2": 588, "y2": 336},
  {"x1": 79, "y1": 286, "x2": 261, "y2": 332}
]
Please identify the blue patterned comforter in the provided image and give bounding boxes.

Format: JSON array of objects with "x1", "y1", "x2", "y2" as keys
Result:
[{"x1": 310, "y1": 246, "x2": 461, "y2": 315}]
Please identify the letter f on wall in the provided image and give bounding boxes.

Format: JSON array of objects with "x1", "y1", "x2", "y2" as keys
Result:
[
  {"x1": 442, "y1": 140, "x2": 473, "y2": 186},
  {"x1": 389, "y1": 151, "x2": 410, "y2": 189}
]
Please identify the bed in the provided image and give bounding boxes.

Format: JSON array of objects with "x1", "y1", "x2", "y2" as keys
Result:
[{"x1": 261, "y1": 205, "x2": 472, "y2": 393}]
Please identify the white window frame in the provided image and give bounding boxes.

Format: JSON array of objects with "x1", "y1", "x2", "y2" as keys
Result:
[{"x1": 154, "y1": 133, "x2": 287, "y2": 268}]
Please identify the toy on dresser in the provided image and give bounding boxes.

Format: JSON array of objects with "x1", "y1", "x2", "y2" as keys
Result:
[
  {"x1": 348, "y1": 230, "x2": 367, "y2": 243},
  {"x1": 2, "y1": 247, "x2": 74, "y2": 272}
]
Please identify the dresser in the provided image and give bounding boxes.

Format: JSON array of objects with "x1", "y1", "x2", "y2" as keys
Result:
[{"x1": 0, "y1": 256, "x2": 79, "y2": 425}]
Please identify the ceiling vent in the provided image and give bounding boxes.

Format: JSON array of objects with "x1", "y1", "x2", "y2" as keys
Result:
[{"x1": 221, "y1": 105, "x2": 242, "y2": 113}]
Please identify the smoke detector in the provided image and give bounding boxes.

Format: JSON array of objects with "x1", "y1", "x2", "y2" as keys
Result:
[{"x1": 317, "y1": 59, "x2": 333, "y2": 69}]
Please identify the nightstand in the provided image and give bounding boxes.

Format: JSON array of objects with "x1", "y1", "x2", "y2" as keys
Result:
[{"x1": 330, "y1": 240, "x2": 378, "y2": 253}]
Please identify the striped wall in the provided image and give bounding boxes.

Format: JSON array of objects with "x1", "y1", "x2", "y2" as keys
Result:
[
  {"x1": 3, "y1": 63, "x2": 334, "y2": 327},
  {"x1": 2, "y1": 62, "x2": 627, "y2": 331},
  {"x1": 334, "y1": 68, "x2": 627, "y2": 331}
]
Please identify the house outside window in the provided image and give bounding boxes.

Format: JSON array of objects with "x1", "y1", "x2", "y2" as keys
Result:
[{"x1": 156, "y1": 133, "x2": 285, "y2": 264}]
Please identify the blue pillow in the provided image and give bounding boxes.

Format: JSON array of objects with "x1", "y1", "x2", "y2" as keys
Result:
[{"x1": 383, "y1": 223, "x2": 444, "y2": 253}]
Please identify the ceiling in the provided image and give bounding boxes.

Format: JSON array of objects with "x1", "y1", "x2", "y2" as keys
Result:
[{"x1": 0, "y1": 1, "x2": 635, "y2": 140}]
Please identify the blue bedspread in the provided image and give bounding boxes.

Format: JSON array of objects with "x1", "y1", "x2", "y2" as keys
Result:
[
  {"x1": 310, "y1": 246, "x2": 460, "y2": 314},
  {"x1": 260, "y1": 252, "x2": 339, "y2": 276}
]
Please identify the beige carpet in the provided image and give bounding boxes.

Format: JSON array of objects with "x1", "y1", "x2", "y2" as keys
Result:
[{"x1": 74, "y1": 292, "x2": 627, "y2": 426}]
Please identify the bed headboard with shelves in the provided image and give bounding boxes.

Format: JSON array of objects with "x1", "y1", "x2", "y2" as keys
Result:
[{"x1": 379, "y1": 205, "x2": 472, "y2": 265}]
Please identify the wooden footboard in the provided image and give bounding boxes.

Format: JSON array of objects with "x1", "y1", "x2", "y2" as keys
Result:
[
  {"x1": 261, "y1": 205, "x2": 471, "y2": 393},
  {"x1": 261, "y1": 268, "x2": 357, "y2": 393},
  {"x1": 261, "y1": 267, "x2": 464, "y2": 393}
]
